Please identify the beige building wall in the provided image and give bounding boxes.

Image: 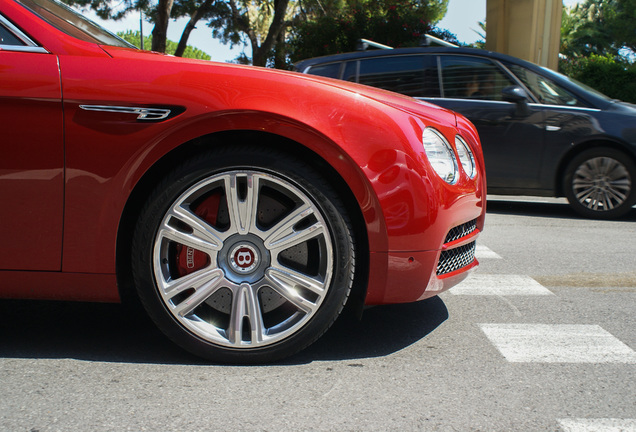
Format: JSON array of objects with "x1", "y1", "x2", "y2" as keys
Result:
[{"x1": 485, "y1": 0, "x2": 562, "y2": 70}]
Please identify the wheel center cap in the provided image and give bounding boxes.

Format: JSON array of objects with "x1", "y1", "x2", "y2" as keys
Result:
[
  {"x1": 229, "y1": 243, "x2": 259, "y2": 274},
  {"x1": 594, "y1": 176, "x2": 610, "y2": 191}
]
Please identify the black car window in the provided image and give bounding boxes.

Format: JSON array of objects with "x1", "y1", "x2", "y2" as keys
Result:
[
  {"x1": 356, "y1": 55, "x2": 440, "y2": 97},
  {"x1": 440, "y1": 55, "x2": 514, "y2": 100},
  {"x1": 343, "y1": 61, "x2": 357, "y2": 82},
  {"x1": 0, "y1": 22, "x2": 25, "y2": 46},
  {"x1": 306, "y1": 62, "x2": 341, "y2": 79},
  {"x1": 507, "y1": 64, "x2": 586, "y2": 107}
]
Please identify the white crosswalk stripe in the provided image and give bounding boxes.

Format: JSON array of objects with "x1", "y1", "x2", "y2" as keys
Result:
[
  {"x1": 558, "y1": 418, "x2": 636, "y2": 432},
  {"x1": 480, "y1": 323, "x2": 636, "y2": 363},
  {"x1": 475, "y1": 244, "x2": 502, "y2": 259},
  {"x1": 468, "y1": 243, "x2": 634, "y2": 427},
  {"x1": 450, "y1": 274, "x2": 554, "y2": 296}
]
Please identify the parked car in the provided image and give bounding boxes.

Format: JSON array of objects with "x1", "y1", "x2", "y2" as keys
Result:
[
  {"x1": 0, "y1": 0, "x2": 485, "y2": 363},
  {"x1": 296, "y1": 46, "x2": 636, "y2": 219}
]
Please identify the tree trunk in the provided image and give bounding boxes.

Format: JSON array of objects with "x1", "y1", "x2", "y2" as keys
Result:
[
  {"x1": 251, "y1": 0, "x2": 290, "y2": 66},
  {"x1": 175, "y1": 0, "x2": 214, "y2": 57},
  {"x1": 151, "y1": 0, "x2": 175, "y2": 53},
  {"x1": 274, "y1": 29, "x2": 286, "y2": 69}
]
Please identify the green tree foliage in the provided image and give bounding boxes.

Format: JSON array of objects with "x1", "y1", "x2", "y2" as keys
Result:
[
  {"x1": 288, "y1": 0, "x2": 451, "y2": 62},
  {"x1": 606, "y1": 0, "x2": 636, "y2": 53},
  {"x1": 559, "y1": 0, "x2": 635, "y2": 103},
  {"x1": 469, "y1": 21, "x2": 486, "y2": 49},
  {"x1": 559, "y1": 54, "x2": 636, "y2": 103},
  {"x1": 118, "y1": 30, "x2": 212, "y2": 59},
  {"x1": 63, "y1": 0, "x2": 205, "y2": 54},
  {"x1": 561, "y1": 0, "x2": 636, "y2": 58},
  {"x1": 63, "y1": 0, "x2": 456, "y2": 67},
  {"x1": 207, "y1": 0, "x2": 292, "y2": 66}
]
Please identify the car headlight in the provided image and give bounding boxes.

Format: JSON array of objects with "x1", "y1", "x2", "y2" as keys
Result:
[
  {"x1": 455, "y1": 135, "x2": 476, "y2": 179},
  {"x1": 422, "y1": 127, "x2": 458, "y2": 184}
]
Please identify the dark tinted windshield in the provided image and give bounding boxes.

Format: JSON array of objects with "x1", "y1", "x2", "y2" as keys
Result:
[
  {"x1": 506, "y1": 63, "x2": 587, "y2": 107},
  {"x1": 15, "y1": 0, "x2": 135, "y2": 48}
]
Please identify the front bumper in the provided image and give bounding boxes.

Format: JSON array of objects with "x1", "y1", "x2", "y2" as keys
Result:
[{"x1": 365, "y1": 217, "x2": 480, "y2": 304}]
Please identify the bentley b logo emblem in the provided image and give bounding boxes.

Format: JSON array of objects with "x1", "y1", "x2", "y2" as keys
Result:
[
  {"x1": 235, "y1": 249, "x2": 254, "y2": 267},
  {"x1": 230, "y1": 244, "x2": 259, "y2": 273}
]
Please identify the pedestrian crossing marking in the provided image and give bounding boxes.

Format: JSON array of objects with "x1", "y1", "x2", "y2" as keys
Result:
[
  {"x1": 450, "y1": 274, "x2": 554, "y2": 296},
  {"x1": 558, "y1": 418, "x2": 636, "y2": 432},
  {"x1": 475, "y1": 244, "x2": 502, "y2": 259},
  {"x1": 480, "y1": 324, "x2": 636, "y2": 363}
]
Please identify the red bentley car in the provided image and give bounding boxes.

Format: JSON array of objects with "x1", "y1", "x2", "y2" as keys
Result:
[{"x1": 0, "y1": 0, "x2": 486, "y2": 363}]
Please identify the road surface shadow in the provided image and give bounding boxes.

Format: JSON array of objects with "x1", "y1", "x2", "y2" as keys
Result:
[
  {"x1": 486, "y1": 198, "x2": 636, "y2": 221},
  {"x1": 0, "y1": 299, "x2": 199, "y2": 364},
  {"x1": 289, "y1": 297, "x2": 448, "y2": 363},
  {"x1": 0, "y1": 296, "x2": 448, "y2": 365}
]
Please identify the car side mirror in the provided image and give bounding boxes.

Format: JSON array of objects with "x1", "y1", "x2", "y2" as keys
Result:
[{"x1": 502, "y1": 86, "x2": 530, "y2": 117}]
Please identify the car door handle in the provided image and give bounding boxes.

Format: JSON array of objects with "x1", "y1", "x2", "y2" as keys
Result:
[{"x1": 546, "y1": 125, "x2": 561, "y2": 131}]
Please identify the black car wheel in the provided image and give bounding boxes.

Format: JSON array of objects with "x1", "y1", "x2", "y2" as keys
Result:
[
  {"x1": 563, "y1": 148, "x2": 636, "y2": 219},
  {"x1": 132, "y1": 146, "x2": 355, "y2": 363}
]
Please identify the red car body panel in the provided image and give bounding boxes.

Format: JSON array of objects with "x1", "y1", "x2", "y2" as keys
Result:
[
  {"x1": 0, "y1": 50, "x2": 64, "y2": 271},
  {"x1": 0, "y1": 0, "x2": 486, "y2": 306}
]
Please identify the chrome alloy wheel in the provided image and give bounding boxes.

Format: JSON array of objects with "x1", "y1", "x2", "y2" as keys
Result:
[
  {"x1": 571, "y1": 156, "x2": 631, "y2": 212},
  {"x1": 152, "y1": 170, "x2": 334, "y2": 349}
]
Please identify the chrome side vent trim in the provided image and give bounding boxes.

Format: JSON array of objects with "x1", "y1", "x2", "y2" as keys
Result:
[{"x1": 79, "y1": 105, "x2": 172, "y2": 121}]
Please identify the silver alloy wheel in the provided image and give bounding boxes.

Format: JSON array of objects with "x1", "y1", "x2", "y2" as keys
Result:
[
  {"x1": 152, "y1": 170, "x2": 334, "y2": 349},
  {"x1": 572, "y1": 156, "x2": 631, "y2": 212}
]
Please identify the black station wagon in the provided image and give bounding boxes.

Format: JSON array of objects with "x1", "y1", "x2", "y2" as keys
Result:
[{"x1": 296, "y1": 47, "x2": 636, "y2": 219}]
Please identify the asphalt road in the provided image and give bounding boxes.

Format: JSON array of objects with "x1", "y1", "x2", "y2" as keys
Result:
[{"x1": 1, "y1": 196, "x2": 635, "y2": 431}]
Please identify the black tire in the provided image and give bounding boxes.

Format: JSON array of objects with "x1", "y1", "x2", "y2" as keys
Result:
[
  {"x1": 563, "y1": 148, "x2": 636, "y2": 219},
  {"x1": 131, "y1": 146, "x2": 355, "y2": 363}
]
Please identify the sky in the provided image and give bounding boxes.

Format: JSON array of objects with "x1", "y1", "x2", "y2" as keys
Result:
[{"x1": 88, "y1": 0, "x2": 582, "y2": 63}]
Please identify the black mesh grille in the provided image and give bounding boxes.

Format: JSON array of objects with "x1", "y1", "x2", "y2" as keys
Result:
[
  {"x1": 437, "y1": 241, "x2": 476, "y2": 275},
  {"x1": 444, "y1": 219, "x2": 477, "y2": 244}
]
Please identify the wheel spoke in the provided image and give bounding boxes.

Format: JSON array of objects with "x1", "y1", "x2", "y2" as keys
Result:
[
  {"x1": 264, "y1": 203, "x2": 325, "y2": 251},
  {"x1": 607, "y1": 181, "x2": 629, "y2": 201},
  {"x1": 265, "y1": 266, "x2": 325, "y2": 313},
  {"x1": 576, "y1": 164, "x2": 594, "y2": 182},
  {"x1": 574, "y1": 184, "x2": 594, "y2": 200},
  {"x1": 597, "y1": 191, "x2": 611, "y2": 210},
  {"x1": 225, "y1": 173, "x2": 259, "y2": 235},
  {"x1": 228, "y1": 283, "x2": 265, "y2": 345},
  {"x1": 164, "y1": 269, "x2": 225, "y2": 317},
  {"x1": 160, "y1": 205, "x2": 224, "y2": 253}
]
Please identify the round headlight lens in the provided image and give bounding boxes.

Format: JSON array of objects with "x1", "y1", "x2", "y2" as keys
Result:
[
  {"x1": 422, "y1": 127, "x2": 458, "y2": 184},
  {"x1": 455, "y1": 135, "x2": 476, "y2": 179}
]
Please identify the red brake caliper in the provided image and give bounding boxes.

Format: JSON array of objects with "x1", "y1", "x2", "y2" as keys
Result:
[{"x1": 175, "y1": 193, "x2": 220, "y2": 277}]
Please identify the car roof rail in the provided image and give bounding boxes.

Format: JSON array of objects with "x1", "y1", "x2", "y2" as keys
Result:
[
  {"x1": 356, "y1": 34, "x2": 458, "y2": 51},
  {"x1": 357, "y1": 39, "x2": 394, "y2": 50},
  {"x1": 422, "y1": 34, "x2": 458, "y2": 48}
]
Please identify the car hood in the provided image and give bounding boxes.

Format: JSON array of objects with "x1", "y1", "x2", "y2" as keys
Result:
[
  {"x1": 608, "y1": 100, "x2": 636, "y2": 115},
  {"x1": 100, "y1": 47, "x2": 459, "y2": 127}
]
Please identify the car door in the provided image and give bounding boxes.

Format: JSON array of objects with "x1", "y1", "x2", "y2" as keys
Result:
[
  {"x1": 0, "y1": 15, "x2": 64, "y2": 270},
  {"x1": 423, "y1": 55, "x2": 546, "y2": 192},
  {"x1": 502, "y1": 62, "x2": 605, "y2": 189}
]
